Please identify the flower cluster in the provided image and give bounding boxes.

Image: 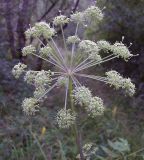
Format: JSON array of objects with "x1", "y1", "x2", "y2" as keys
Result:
[
  {"x1": 111, "y1": 42, "x2": 133, "y2": 61},
  {"x1": 87, "y1": 96, "x2": 104, "y2": 117},
  {"x1": 106, "y1": 70, "x2": 135, "y2": 96},
  {"x1": 73, "y1": 86, "x2": 92, "y2": 106},
  {"x1": 56, "y1": 109, "x2": 76, "y2": 128},
  {"x1": 39, "y1": 45, "x2": 53, "y2": 58},
  {"x1": 22, "y1": 98, "x2": 39, "y2": 115},
  {"x1": 25, "y1": 22, "x2": 55, "y2": 39},
  {"x1": 67, "y1": 35, "x2": 80, "y2": 44},
  {"x1": 71, "y1": 11, "x2": 85, "y2": 24},
  {"x1": 84, "y1": 6, "x2": 104, "y2": 22},
  {"x1": 71, "y1": 5, "x2": 104, "y2": 24},
  {"x1": 97, "y1": 40, "x2": 111, "y2": 52},
  {"x1": 12, "y1": 4, "x2": 136, "y2": 128},
  {"x1": 53, "y1": 15, "x2": 70, "y2": 26},
  {"x1": 78, "y1": 40, "x2": 101, "y2": 61},
  {"x1": 73, "y1": 86, "x2": 105, "y2": 117},
  {"x1": 12, "y1": 63, "x2": 27, "y2": 79},
  {"x1": 22, "y1": 45, "x2": 36, "y2": 56},
  {"x1": 24, "y1": 71, "x2": 37, "y2": 84}
]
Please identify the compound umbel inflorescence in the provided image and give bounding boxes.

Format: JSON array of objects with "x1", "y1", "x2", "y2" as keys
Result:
[{"x1": 12, "y1": 5, "x2": 136, "y2": 129}]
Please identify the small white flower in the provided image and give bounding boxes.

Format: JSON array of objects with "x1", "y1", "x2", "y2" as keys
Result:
[
  {"x1": 88, "y1": 52, "x2": 102, "y2": 61},
  {"x1": 106, "y1": 70, "x2": 123, "y2": 89},
  {"x1": 40, "y1": 45, "x2": 52, "y2": 58},
  {"x1": 84, "y1": 6, "x2": 104, "y2": 22},
  {"x1": 111, "y1": 42, "x2": 133, "y2": 61},
  {"x1": 35, "y1": 22, "x2": 55, "y2": 39},
  {"x1": 79, "y1": 40, "x2": 99, "y2": 55},
  {"x1": 34, "y1": 70, "x2": 52, "y2": 87},
  {"x1": 53, "y1": 15, "x2": 70, "y2": 26},
  {"x1": 71, "y1": 11, "x2": 85, "y2": 24},
  {"x1": 22, "y1": 45, "x2": 36, "y2": 56},
  {"x1": 106, "y1": 70, "x2": 135, "y2": 96},
  {"x1": 122, "y1": 78, "x2": 135, "y2": 96},
  {"x1": 97, "y1": 40, "x2": 112, "y2": 52},
  {"x1": 25, "y1": 27, "x2": 40, "y2": 38},
  {"x1": 22, "y1": 98, "x2": 39, "y2": 115},
  {"x1": 73, "y1": 86, "x2": 92, "y2": 106},
  {"x1": 86, "y1": 96, "x2": 104, "y2": 117},
  {"x1": 56, "y1": 109, "x2": 76, "y2": 128},
  {"x1": 12, "y1": 63, "x2": 27, "y2": 79},
  {"x1": 67, "y1": 35, "x2": 80, "y2": 44},
  {"x1": 24, "y1": 71, "x2": 37, "y2": 84}
]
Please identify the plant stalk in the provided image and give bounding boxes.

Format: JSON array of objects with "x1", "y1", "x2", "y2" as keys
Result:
[{"x1": 69, "y1": 78, "x2": 84, "y2": 160}]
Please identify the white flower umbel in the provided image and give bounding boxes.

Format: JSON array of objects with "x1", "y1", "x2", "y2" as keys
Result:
[
  {"x1": 86, "y1": 96, "x2": 104, "y2": 118},
  {"x1": 84, "y1": 6, "x2": 104, "y2": 22},
  {"x1": 106, "y1": 70, "x2": 135, "y2": 96},
  {"x1": 53, "y1": 15, "x2": 70, "y2": 26},
  {"x1": 39, "y1": 45, "x2": 53, "y2": 58},
  {"x1": 24, "y1": 71, "x2": 37, "y2": 84},
  {"x1": 111, "y1": 42, "x2": 133, "y2": 61},
  {"x1": 73, "y1": 86, "x2": 92, "y2": 106},
  {"x1": 22, "y1": 45, "x2": 36, "y2": 56},
  {"x1": 22, "y1": 98, "x2": 39, "y2": 115},
  {"x1": 12, "y1": 63, "x2": 27, "y2": 79},
  {"x1": 13, "y1": 5, "x2": 136, "y2": 159},
  {"x1": 56, "y1": 109, "x2": 76, "y2": 128},
  {"x1": 67, "y1": 35, "x2": 80, "y2": 44},
  {"x1": 97, "y1": 40, "x2": 112, "y2": 52},
  {"x1": 12, "y1": 4, "x2": 135, "y2": 122},
  {"x1": 71, "y1": 11, "x2": 85, "y2": 24}
]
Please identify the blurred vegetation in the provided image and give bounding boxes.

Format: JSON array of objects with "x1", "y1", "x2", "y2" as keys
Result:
[{"x1": 0, "y1": 0, "x2": 144, "y2": 159}]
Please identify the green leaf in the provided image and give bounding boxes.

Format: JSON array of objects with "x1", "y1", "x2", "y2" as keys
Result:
[{"x1": 108, "y1": 138, "x2": 130, "y2": 153}]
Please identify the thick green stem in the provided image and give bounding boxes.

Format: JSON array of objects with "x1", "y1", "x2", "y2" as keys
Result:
[{"x1": 69, "y1": 79, "x2": 84, "y2": 160}]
